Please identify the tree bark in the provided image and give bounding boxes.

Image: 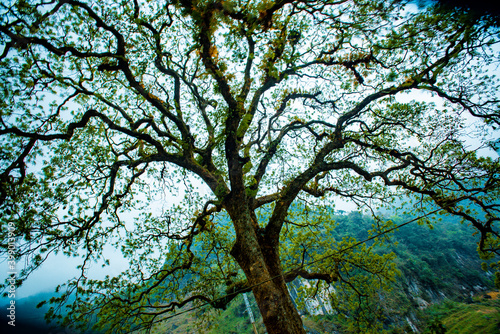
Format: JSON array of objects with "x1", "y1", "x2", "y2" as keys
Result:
[
  {"x1": 251, "y1": 271, "x2": 305, "y2": 334},
  {"x1": 227, "y1": 203, "x2": 306, "y2": 334}
]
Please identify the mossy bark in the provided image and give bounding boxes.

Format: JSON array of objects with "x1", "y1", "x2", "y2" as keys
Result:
[{"x1": 226, "y1": 199, "x2": 305, "y2": 334}]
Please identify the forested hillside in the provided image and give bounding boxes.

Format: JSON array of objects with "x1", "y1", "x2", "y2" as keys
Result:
[
  {"x1": 2, "y1": 211, "x2": 498, "y2": 333},
  {"x1": 111, "y1": 211, "x2": 496, "y2": 334}
]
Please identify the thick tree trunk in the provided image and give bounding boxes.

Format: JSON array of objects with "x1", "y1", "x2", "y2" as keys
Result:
[
  {"x1": 250, "y1": 267, "x2": 305, "y2": 334},
  {"x1": 228, "y1": 208, "x2": 305, "y2": 334}
]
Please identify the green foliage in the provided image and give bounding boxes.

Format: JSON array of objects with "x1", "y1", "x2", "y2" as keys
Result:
[
  {"x1": 424, "y1": 319, "x2": 447, "y2": 334},
  {"x1": 145, "y1": 211, "x2": 496, "y2": 333},
  {"x1": 420, "y1": 298, "x2": 500, "y2": 334},
  {"x1": 1, "y1": 0, "x2": 499, "y2": 333}
]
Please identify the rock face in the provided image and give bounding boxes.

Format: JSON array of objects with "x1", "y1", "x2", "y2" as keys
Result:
[{"x1": 381, "y1": 246, "x2": 493, "y2": 333}]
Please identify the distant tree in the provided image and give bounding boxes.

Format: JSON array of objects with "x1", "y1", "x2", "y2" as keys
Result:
[
  {"x1": 425, "y1": 318, "x2": 447, "y2": 334},
  {"x1": 1, "y1": 1, "x2": 499, "y2": 333}
]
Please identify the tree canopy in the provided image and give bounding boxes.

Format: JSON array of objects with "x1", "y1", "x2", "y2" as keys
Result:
[{"x1": 1, "y1": 0, "x2": 499, "y2": 333}]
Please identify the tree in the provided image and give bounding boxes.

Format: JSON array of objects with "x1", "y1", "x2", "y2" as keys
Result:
[{"x1": 1, "y1": 0, "x2": 499, "y2": 333}]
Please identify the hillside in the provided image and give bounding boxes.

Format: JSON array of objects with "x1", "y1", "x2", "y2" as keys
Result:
[
  {"x1": 418, "y1": 293, "x2": 500, "y2": 334},
  {"x1": 3, "y1": 212, "x2": 497, "y2": 333},
  {"x1": 143, "y1": 212, "x2": 497, "y2": 333}
]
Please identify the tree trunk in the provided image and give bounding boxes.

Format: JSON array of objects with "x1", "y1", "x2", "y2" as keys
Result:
[
  {"x1": 250, "y1": 266, "x2": 305, "y2": 334},
  {"x1": 228, "y1": 209, "x2": 306, "y2": 334}
]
